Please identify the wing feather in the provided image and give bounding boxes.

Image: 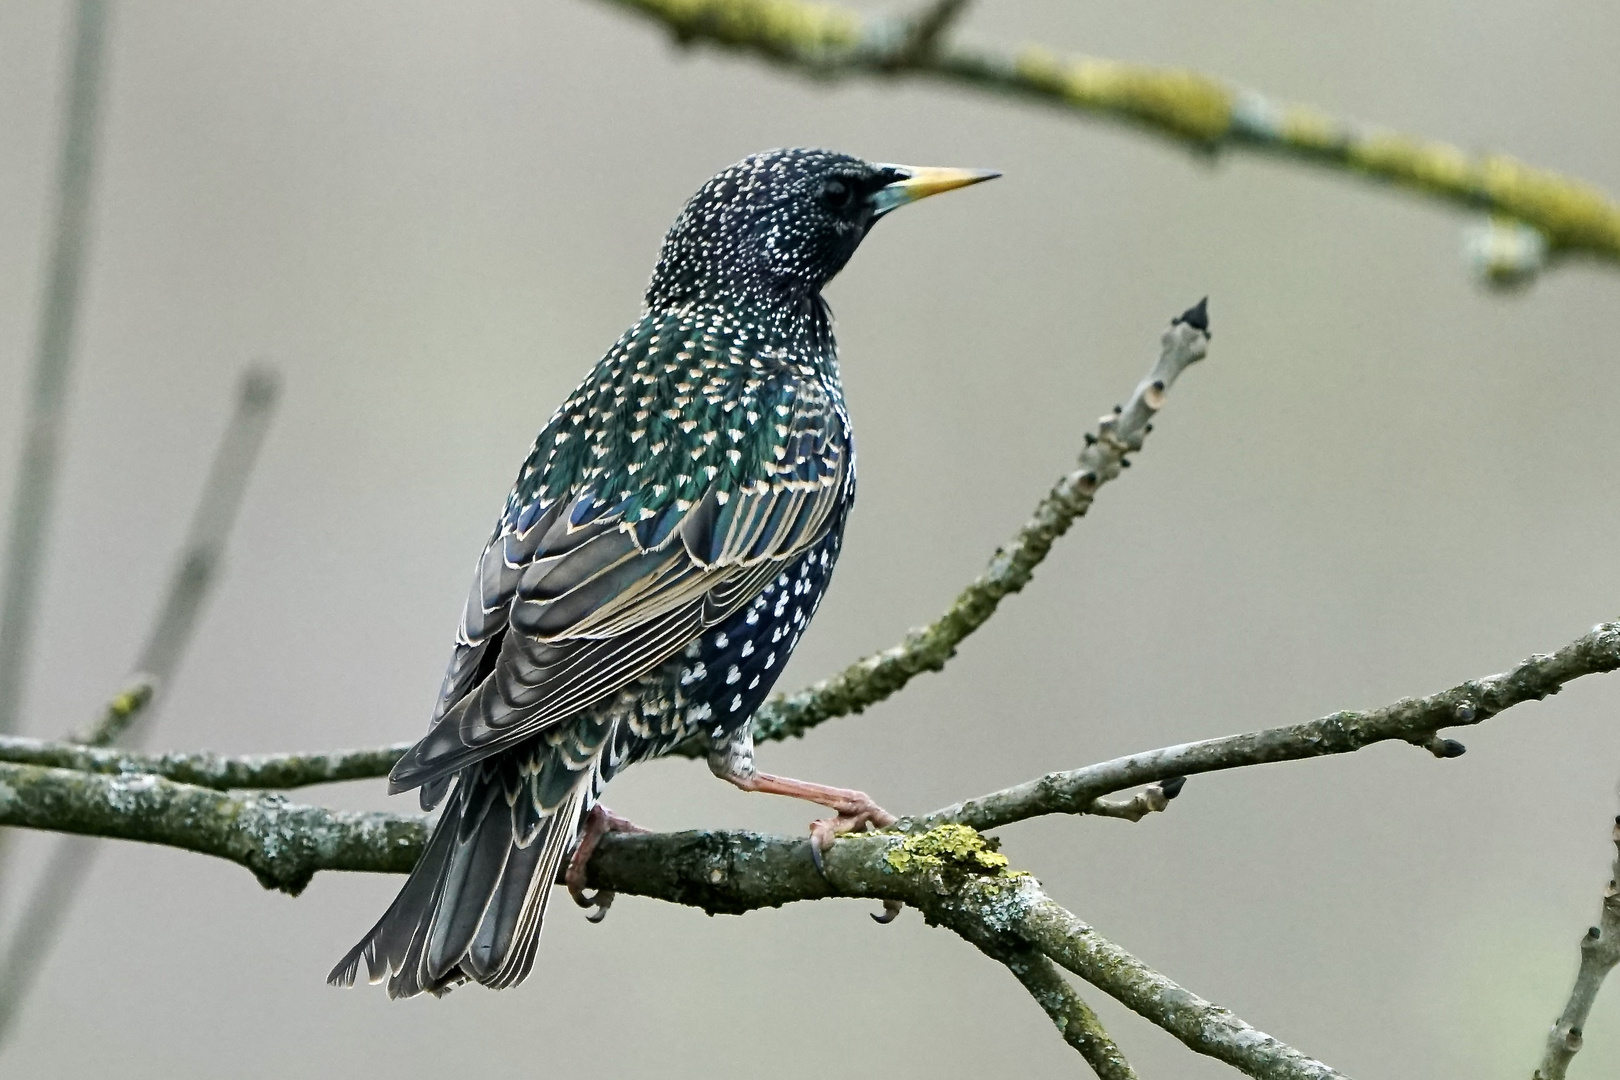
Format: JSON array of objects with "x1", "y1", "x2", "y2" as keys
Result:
[{"x1": 391, "y1": 329, "x2": 852, "y2": 796}]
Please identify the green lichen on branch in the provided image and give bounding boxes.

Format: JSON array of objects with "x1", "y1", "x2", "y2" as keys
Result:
[
  {"x1": 602, "y1": 0, "x2": 1620, "y2": 271},
  {"x1": 882, "y1": 822, "x2": 1018, "y2": 882}
]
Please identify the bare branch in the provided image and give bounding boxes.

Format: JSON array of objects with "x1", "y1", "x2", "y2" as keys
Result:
[
  {"x1": 906, "y1": 621, "x2": 1620, "y2": 833},
  {"x1": 601, "y1": 0, "x2": 1620, "y2": 278},
  {"x1": 1534, "y1": 812, "x2": 1620, "y2": 1080},
  {"x1": 1087, "y1": 776, "x2": 1184, "y2": 823},
  {"x1": 77, "y1": 365, "x2": 281, "y2": 747},
  {"x1": 0, "y1": 734, "x2": 412, "y2": 791},
  {"x1": 682, "y1": 300, "x2": 1211, "y2": 753},
  {"x1": 0, "y1": 367, "x2": 281, "y2": 1043},
  {"x1": 0, "y1": 0, "x2": 114, "y2": 734}
]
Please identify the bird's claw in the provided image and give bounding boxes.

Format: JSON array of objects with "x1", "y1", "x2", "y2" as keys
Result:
[
  {"x1": 806, "y1": 794, "x2": 898, "y2": 882},
  {"x1": 870, "y1": 899, "x2": 903, "y2": 924},
  {"x1": 582, "y1": 890, "x2": 616, "y2": 923},
  {"x1": 565, "y1": 805, "x2": 647, "y2": 924}
]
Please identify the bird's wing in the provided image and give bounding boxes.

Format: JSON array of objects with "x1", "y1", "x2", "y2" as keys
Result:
[{"x1": 392, "y1": 323, "x2": 850, "y2": 797}]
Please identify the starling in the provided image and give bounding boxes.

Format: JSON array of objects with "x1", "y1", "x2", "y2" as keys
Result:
[{"x1": 329, "y1": 148, "x2": 997, "y2": 998}]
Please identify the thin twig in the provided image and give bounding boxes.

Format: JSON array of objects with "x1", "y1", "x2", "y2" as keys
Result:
[
  {"x1": 0, "y1": 367, "x2": 280, "y2": 1044},
  {"x1": 0, "y1": 735, "x2": 413, "y2": 791},
  {"x1": 78, "y1": 366, "x2": 281, "y2": 747},
  {"x1": 675, "y1": 299, "x2": 1210, "y2": 754},
  {"x1": 601, "y1": 0, "x2": 1620, "y2": 279},
  {"x1": 0, "y1": 838, "x2": 95, "y2": 1044},
  {"x1": 1534, "y1": 811, "x2": 1620, "y2": 1080},
  {"x1": 0, "y1": 0, "x2": 114, "y2": 735},
  {"x1": 906, "y1": 621, "x2": 1620, "y2": 832}
]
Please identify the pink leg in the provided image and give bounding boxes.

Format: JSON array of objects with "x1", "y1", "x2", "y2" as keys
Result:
[
  {"x1": 565, "y1": 805, "x2": 649, "y2": 923},
  {"x1": 722, "y1": 771, "x2": 897, "y2": 857}
]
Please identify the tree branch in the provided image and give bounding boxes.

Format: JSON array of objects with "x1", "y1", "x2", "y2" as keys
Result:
[
  {"x1": 600, "y1": 0, "x2": 1620, "y2": 279},
  {"x1": 1534, "y1": 811, "x2": 1620, "y2": 1080},
  {"x1": 0, "y1": 735, "x2": 413, "y2": 791},
  {"x1": 906, "y1": 620, "x2": 1620, "y2": 833},
  {"x1": 953, "y1": 919, "x2": 1138, "y2": 1079},
  {"x1": 682, "y1": 299, "x2": 1211, "y2": 753},
  {"x1": 0, "y1": 0, "x2": 114, "y2": 734},
  {"x1": 77, "y1": 364, "x2": 282, "y2": 747},
  {"x1": 0, "y1": 366, "x2": 283, "y2": 1045},
  {"x1": 0, "y1": 762, "x2": 1339, "y2": 1078}
]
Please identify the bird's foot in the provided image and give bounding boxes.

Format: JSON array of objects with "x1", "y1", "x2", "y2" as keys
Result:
[
  {"x1": 807, "y1": 794, "x2": 898, "y2": 861},
  {"x1": 566, "y1": 805, "x2": 649, "y2": 923},
  {"x1": 806, "y1": 794, "x2": 899, "y2": 927}
]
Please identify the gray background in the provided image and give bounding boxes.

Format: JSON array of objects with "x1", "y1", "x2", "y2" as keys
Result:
[{"x1": 2, "y1": 1, "x2": 1618, "y2": 1076}]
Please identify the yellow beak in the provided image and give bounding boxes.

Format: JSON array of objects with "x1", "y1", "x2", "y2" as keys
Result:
[{"x1": 869, "y1": 165, "x2": 1001, "y2": 217}]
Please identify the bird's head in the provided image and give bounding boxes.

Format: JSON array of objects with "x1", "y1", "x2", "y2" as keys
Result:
[{"x1": 645, "y1": 148, "x2": 998, "y2": 315}]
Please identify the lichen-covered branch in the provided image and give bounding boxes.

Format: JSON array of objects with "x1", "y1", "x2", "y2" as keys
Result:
[
  {"x1": 952, "y1": 919, "x2": 1138, "y2": 1079},
  {"x1": 0, "y1": 761, "x2": 421, "y2": 895},
  {"x1": 600, "y1": 0, "x2": 1620, "y2": 278},
  {"x1": 1009, "y1": 893, "x2": 1345, "y2": 1080},
  {"x1": 0, "y1": 763, "x2": 1340, "y2": 1079},
  {"x1": 907, "y1": 621, "x2": 1620, "y2": 833},
  {"x1": 1534, "y1": 812, "x2": 1620, "y2": 1080},
  {"x1": 680, "y1": 300, "x2": 1211, "y2": 753}
]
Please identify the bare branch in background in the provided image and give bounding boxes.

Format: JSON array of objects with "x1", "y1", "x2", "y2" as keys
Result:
[
  {"x1": 600, "y1": 0, "x2": 1620, "y2": 282},
  {"x1": 75, "y1": 365, "x2": 281, "y2": 748},
  {"x1": 0, "y1": 367, "x2": 280, "y2": 1044},
  {"x1": 0, "y1": 0, "x2": 114, "y2": 735},
  {"x1": 1534, "y1": 811, "x2": 1620, "y2": 1080}
]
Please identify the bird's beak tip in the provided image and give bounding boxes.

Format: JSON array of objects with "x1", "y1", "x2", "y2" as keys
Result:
[{"x1": 869, "y1": 164, "x2": 1002, "y2": 216}]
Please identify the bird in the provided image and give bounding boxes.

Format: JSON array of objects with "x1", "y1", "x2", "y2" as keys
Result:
[{"x1": 328, "y1": 148, "x2": 998, "y2": 998}]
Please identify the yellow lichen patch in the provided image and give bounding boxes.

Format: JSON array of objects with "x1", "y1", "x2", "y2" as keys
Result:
[
  {"x1": 1015, "y1": 48, "x2": 1232, "y2": 144},
  {"x1": 648, "y1": 0, "x2": 860, "y2": 56},
  {"x1": 885, "y1": 824, "x2": 1023, "y2": 882},
  {"x1": 1276, "y1": 104, "x2": 1343, "y2": 153}
]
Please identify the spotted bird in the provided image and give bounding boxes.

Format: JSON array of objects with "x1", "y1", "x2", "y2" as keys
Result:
[{"x1": 329, "y1": 148, "x2": 998, "y2": 998}]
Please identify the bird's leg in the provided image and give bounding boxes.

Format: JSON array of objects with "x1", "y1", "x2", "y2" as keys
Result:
[
  {"x1": 721, "y1": 769, "x2": 902, "y2": 923},
  {"x1": 706, "y1": 724, "x2": 900, "y2": 922},
  {"x1": 565, "y1": 805, "x2": 648, "y2": 924},
  {"x1": 707, "y1": 724, "x2": 896, "y2": 858},
  {"x1": 725, "y1": 771, "x2": 898, "y2": 854}
]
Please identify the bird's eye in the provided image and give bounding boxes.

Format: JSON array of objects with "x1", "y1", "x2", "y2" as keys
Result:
[{"x1": 819, "y1": 177, "x2": 856, "y2": 210}]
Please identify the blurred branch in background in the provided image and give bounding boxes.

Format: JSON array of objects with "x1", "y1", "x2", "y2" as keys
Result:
[
  {"x1": 0, "y1": 367, "x2": 280, "y2": 1046},
  {"x1": 1534, "y1": 808, "x2": 1620, "y2": 1080},
  {"x1": 0, "y1": 0, "x2": 113, "y2": 736},
  {"x1": 599, "y1": 0, "x2": 1620, "y2": 284}
]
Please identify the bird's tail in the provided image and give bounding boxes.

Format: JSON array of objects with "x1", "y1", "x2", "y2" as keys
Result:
[{"x1": 328, "y1": 761, "x2": 587, "y2": 998}]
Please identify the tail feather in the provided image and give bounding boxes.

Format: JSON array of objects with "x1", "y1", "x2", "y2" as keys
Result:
[{"x1": 328, "y1": 761, "x2": 585, "y2": 998}]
